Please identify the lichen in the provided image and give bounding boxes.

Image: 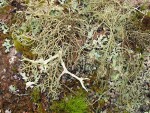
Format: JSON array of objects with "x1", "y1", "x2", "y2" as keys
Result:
[
  {"x1": 2, "y1": 38, "x2": 13, "y2": 53},
  {"x1": 0, "y1": 22, "x2": 9, "y2": 34},
  {"x1": 0, "y1": 0, "x2": 8, "y2": 7}
]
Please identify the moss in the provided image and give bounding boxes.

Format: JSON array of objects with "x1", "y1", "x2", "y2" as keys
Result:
[
  {"x1": 12, "y1": 36, "x2": 37, "y2": 59},
  {"x1": 130, "y1": 3, "x2": 150, "y2": 30},
  {"x1": 30, "y1": 87, "x2": 48, "y2": 113},
  {"x1": 51, "y1": 93, "x2": 89, "y2": 113},
  {"x1": 31, "y1": 87, "x2": 41, "y2": 103},
  {"x1": 37, "y1": 103, "x2": 47, "y2": 113}
]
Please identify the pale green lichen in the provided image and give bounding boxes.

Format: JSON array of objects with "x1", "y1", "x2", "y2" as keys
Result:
[
  {"x1": 0, "y1": 0, "x2": 8, "y2": 7},
  {"x1": 0, "y1": 22, "x2": 9, "y2": 34},
  {"x1": 9, "y1": 85, "x2": 17, "y2": 93},
  {"x1": 2, "y1": 38, "x2": 13, "y2": 53}
]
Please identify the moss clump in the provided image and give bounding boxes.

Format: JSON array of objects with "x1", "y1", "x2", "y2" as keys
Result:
[
  {"x1": 130, "y1": 2, "x2": 150, "y2": 30},
  {"x1": 31, "y1": 87, "x2": 41, "y2": 103},
  {"x1": 31, "y1": 87, "x2": 48, "y2": 113},
  {"x1": 51, "y1": 94, "x2": 89, "y2": 113}
]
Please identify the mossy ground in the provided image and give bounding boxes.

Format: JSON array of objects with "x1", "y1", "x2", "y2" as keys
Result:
[{"x1": 50, "y1": 91, "x2": 89, "y2": 113}]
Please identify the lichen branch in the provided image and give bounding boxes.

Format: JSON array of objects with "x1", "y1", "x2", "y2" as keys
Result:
[
  {"x1": 21, "y1": 50, "x2": 89, "y2": 91},
  {"x1": 59, "y1": 56, "x2": 89, "y2": 92}
]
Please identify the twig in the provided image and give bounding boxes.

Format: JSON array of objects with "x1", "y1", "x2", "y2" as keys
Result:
[
  {"x1": 21, "y1": 50, "x2": 90, "y2": 91},
  {"x1": 59, "y1": 56, "x2": 89, "y2": 92}
]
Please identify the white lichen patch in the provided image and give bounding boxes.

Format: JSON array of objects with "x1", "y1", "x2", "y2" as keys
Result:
[
  {"x1": 0, "y1": 22, "x2": 9, "y2": 34},
  {"x1": 2, "y1": 39, "x2": 13, "y2": 53}
]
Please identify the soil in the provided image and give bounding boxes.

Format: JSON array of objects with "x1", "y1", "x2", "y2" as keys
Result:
[
  {"x1": 0, "y1": 41, "x2": 33, "y2": 112},
  {"x1": 0, "y1": 1, "x2": 40, "y2": 113}
]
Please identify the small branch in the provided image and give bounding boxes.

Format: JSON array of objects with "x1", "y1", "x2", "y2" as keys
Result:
[
  {"x1": 21, "y1": 51, "x2": 62, "y2": 64},
  {"x1": 59, "y1": 56, "x2": 89, "y2": 92},
  {"x1": 21, "y1": 50, "x2": 90, "y2": 91}
]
